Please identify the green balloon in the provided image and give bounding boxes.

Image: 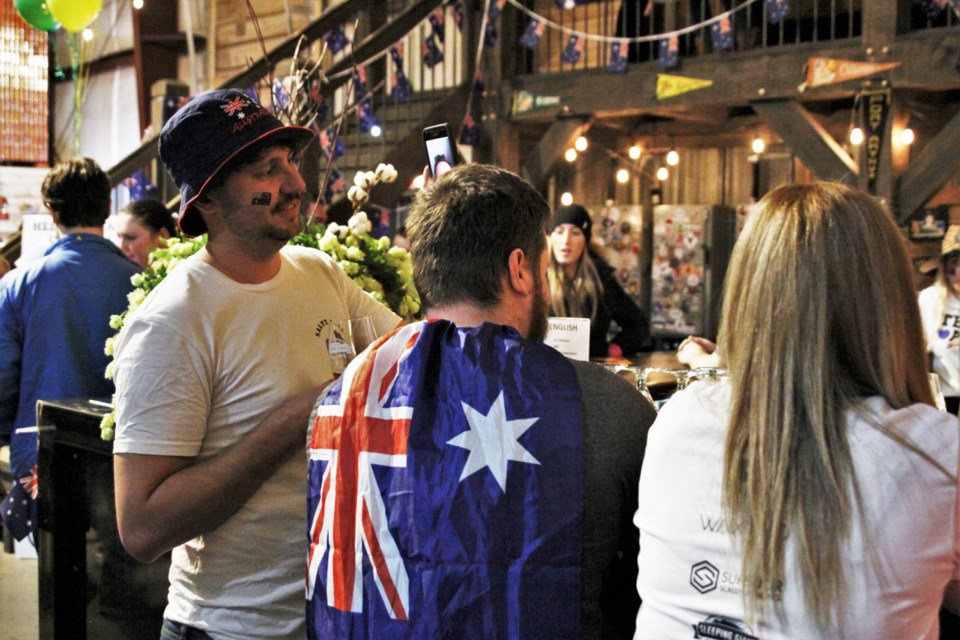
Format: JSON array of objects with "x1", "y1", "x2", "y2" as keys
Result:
[{"x1": 13, "y1": 0, "x2": 60, "y2": 32}]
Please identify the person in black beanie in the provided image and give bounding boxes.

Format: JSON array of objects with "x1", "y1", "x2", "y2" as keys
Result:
[{"x1": 547, "y1": 203, "x2": 650, "y2": 359}]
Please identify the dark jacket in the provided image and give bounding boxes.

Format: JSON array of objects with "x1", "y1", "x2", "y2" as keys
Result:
[{"x1": 590, "y1": 255, "x2": 650, "y2": 358}]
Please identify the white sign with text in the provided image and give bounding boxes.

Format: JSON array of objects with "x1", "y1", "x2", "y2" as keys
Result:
[{"x1": 544, "y1": 317, "x2": 591, "y2": 361}]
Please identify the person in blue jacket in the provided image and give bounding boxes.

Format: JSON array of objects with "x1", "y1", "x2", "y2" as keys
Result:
[{"x1": 0, "y1": 157, "x2": 139, "y2": 545}]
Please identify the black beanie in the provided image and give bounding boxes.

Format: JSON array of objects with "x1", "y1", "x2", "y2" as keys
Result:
[{"x1": 550, "y1": 204, "x2": 592, "y2": 243}]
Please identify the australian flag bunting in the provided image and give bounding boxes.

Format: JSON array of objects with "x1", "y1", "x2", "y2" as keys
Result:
[
  {"x1": 561, "y1": 35, "x2": 584, "y2": 64},
  {"x1": 123, "y1": 169, "x2": 157, "y2": 201},
  {"x1": 307, "y1": 321, "x2": 585, "y2": 639},
  {"x1": 324, "y1": 168, "x2": 346, "y2": 204},
  {"x1": 459, "y1": 114, "x2": 480, "y2": 146},
  {"x1": 473, "y1": 69, "x2": 485, "y2": 99},
  {"x1": 658, "y1": 34, "x2": 680, "y2": 70},
  {"x1": 358, "y1": 100, "x2": 380, "y2": 134},
  {"x1": 319, "y1": 127, "x2": 345, "y2": 160},
  {"x1": 325, "y1": 26, "x2": 350, "y2": 54},
  {"x1": 1, "y1": 467, "x2": 38, "y2": 541},
  {"x1": 520, "y1": 18, "x2": 545, "y2": 50},
  {"x1": 422, "y1": 35, "x2": 444, "y2": 68},
  {"x1": 766, "y1": 0, "x2": 790, "y2": 24},
  {"x1": 610, "y1": 41, "x2": 628, "y2": 73},
  {"x1": 488, "y1": 0, "x2": 506, "y2": 21},
  {"x1": 452, "y1": 2, "x2": 464, "y2": 31},
  {"x1": 353, "y1": 68, "x2": 368, "y2": 100},
  {"x1": 389, "y1": 45, "x2": 412, "y2": 102},
  {"x1": 710, "y1": 13, "x2": 735, "y2": 52},
  {"x1": 429, "y1": 8, "x2": 445, "y2": 43}
]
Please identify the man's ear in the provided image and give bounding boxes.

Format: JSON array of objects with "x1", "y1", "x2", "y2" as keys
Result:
[{"x1": 505, "y1": 247, "x2": 533, "y2": 296}]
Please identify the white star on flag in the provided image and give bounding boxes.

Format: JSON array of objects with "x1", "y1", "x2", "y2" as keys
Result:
[{"x1": 447, "y1": 391, "x2": 540, "y2": 492}]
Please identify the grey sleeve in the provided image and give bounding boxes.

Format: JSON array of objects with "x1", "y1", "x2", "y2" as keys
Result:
[{"x1": 571, "y1": 359, "x2": 656, "y2": 640}]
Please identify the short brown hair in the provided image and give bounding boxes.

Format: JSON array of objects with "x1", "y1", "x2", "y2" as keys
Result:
[
  {"x1": 406, "y1": 164, "x2": 549, "y2": 309},
  {"x1": 41, "y1": 157, "x2": 111, "y2": 228}
]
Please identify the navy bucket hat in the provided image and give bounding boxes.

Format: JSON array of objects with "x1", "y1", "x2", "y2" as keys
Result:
[{"x1": 158, "y1": 88, "x2": 314, "y2": 237}]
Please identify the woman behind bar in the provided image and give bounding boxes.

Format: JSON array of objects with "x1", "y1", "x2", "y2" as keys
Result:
[
  {"x1": 634, "y1": 182, "x2": 960, "y2": 638},
  {"x1": 114, "y1": 199, "x2": 177, "y2": 269}
]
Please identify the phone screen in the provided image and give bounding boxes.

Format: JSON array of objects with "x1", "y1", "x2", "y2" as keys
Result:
[{"x1": 423, "y1": 125, "x2": 456, "y2": 177}]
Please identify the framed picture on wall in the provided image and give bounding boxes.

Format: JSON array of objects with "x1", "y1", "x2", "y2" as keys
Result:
[{"x1": 910, "y1": 206, "x2": 948, "y2": 240}]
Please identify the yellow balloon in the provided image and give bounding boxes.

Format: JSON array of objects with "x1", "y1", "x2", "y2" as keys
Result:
[{"x1": 48, "y1": 0, "x2": 102, "y2": 33}]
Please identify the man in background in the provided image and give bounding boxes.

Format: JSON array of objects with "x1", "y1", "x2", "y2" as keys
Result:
[
  {"x1": 307, "y1": 163, "x2": 655, "y2": 639},
  {"x1": 0, "y1": 157, "x2": 139, "y2": 545}
]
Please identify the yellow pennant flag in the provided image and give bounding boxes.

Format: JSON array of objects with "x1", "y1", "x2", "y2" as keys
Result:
[
  {"x1": 804, "y1": 57, "x2": 901, "y2": 89},
  {"x1": 656, "y1": 74, "x2": 714, "y2": 100}
]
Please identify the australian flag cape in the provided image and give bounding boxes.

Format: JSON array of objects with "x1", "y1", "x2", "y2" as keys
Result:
[{"x1": 307, "y1": 320, "x2": 585, "y2": 639}]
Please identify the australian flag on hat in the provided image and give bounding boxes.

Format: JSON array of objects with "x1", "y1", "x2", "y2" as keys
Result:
[
  {"x1": 520, "y1": 18, "x2": 545, "y2": 50},
  {"x1": 422, "y1": 35, "x2": 444, "y2": 68},
  {"x1": 658, "y1": 34, "x2": 680, "y2": 70},
  {"x1": 325, "y1": 26, "x2": 350, "y2": 54},
  {"x1": 766, "y1": 0, "x2": 790, "y2": 24},
  {"x1": 561, "y1": 35, "x2": 584, "y2": 64},
  {"x1": 710, "y1": 13, "x2": 734, "y2": 52},
  {"x1": 610, "y1": 41, "x2": 628, "y2": 73},
  {"x1": 306, "y1": 321, "x2": 585, "y2": 639}
]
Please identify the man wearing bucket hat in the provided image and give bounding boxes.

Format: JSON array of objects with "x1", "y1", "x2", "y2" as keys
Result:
[
  {"x1": 918, "y1": 224, "x2": 960, "y2": 414},
  {"x1": 111, "y1": 89, "x2": 400, "y2": 639}
]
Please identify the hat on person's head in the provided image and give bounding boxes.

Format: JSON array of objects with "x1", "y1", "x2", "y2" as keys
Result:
[
  {"x1": 158, "y1": 88, "x2": 314, "y2": 237},
  {"x1": 919, "y1": 224, "x2": 960, "y2": 274},
  {"x1": 550, "y1": 204, "x2": 592, "y2": 243}
]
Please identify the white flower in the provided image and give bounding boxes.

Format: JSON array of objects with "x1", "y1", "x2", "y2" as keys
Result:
[
  {"x1": 375, "y1": 163, "x2": 398, "y2": 183},
  {"x1": 354, "y1": 171, "x2": 373, "y2": 190},
  {"x1": 337, "y1": 225, "x2": 349, "y2": 239},
  {"x1": 348, "y1": 211, "x2": 373, "y2": 235},
  {"x1": 348, "y1": 185, "x2": 369, "y2": 208}
]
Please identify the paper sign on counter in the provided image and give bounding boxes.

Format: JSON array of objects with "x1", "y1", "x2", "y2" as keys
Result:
[{"x1": 544, "y1": 317, "x2": 590, "y2": 361}]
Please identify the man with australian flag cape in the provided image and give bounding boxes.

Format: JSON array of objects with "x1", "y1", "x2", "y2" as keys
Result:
[{"x1": 307, "y1": 163, "x2": 655, "y2": 639}]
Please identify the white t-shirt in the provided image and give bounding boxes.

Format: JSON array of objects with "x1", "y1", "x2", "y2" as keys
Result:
[
  {"x1": 113, "y1": 245, "x2": 399, "y2": 640},
  {"x1": 635, "y1": 380, "x2": 960, "y2": 640},
  {"x1": 919, "y1": 285, "x2": 960, "y2": 397}
]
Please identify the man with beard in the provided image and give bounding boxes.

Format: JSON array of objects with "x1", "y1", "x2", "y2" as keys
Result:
[
  {"x1": 111, "y1": 89, "x2": 400, "y2": 640},
  {"x1": 306, "y1": 163, "x2": 655, "y2": 639}
]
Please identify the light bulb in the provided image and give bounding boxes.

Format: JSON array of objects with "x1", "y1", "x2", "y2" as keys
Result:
[
  {"x1": 370, "y1": 124, "x2": 382, "y2": 137},
  {"x1": 751, "y1": 137, "x2": 766, "y2": 154},
  {"x1": 82, "y1": 28, "x2": 94, "y2": 42},
  {"x1": 565, "y1": 148, "x2": 577, "y2": 162},
  {"x1": 849, "y1": 127, "x2": 864, "y2": 145},
  {"x1": 616, "y1": 168, "x2": 630, "y2": 184},
  {"x1": 900, "y1": 128, "x2": 915, "y2": 145},
  {"x1": 133, "y1": 0, "x2": 144, "y2": 8},
  {"x1": 574, "y1": 136, "x2": 588, "y2": 152},
  {"x1": 656, "y1": 166, "x2": 669, "y2": 181},
  {"x1": 560, "y1": 192, "x2": 574, "y2": 206},
  {"x1": 628, "y1": 145, "x2": 641, "y2": 160},
  {"x1": 666, "y1": 149, "x2": 679, "y2": 166}
]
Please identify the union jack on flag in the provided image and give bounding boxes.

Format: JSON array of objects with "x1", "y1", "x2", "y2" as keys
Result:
[
  {"x1": 307, "y1": 320, "x2": 585, "y2": 639},
  {"x1": 220, "y1": 96, "x2": 248, "y2": 117}
]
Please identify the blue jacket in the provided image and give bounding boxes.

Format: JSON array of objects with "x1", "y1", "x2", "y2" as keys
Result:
[{"x1": 0, "y1": 233, "x2": 138, "y2": 479}]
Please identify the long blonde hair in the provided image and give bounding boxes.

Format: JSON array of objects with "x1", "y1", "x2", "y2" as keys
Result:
[
  {"x1": 717, "y1": 182, "x2": 934, "y2": 630},
  {"x1": 546, "y1": 240, "x2": 603, "y2": 321}
]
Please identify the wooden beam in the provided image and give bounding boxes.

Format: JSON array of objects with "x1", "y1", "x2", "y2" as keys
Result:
[
  {"x1": 751, "y1": 98, "x2": 858, "y2": 183},
  {"x1": 896, "y1": 106, "x2": 960, "y2": 222},
  {"x1": 520, "y1": 118, "x2": 591, "y2": 192}
]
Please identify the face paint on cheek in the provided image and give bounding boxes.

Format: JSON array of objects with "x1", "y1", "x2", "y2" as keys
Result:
[{"x1": 251, "y1": 192, "x2": 273, "y2": 206}]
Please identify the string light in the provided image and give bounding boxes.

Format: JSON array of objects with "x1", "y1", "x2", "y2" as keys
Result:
[
  {"x1": 849, "y1": 127, "x2": 864, "y2": 145},
  {"x1": 899, "y1": 128, "x2": 915, "y2": 145},
  {"x1": 616, "y1": 168, "x2": 630, "y2": 184},
  {"x1": 133, "y1": 0, "x2": 144, "y2": 9},
  {"x1": 656, "y1": 166, "x2": 669, "y2": 181},
  {"x1": 82, "y1": 28, "x2": 94, "y2": 41},
  {"x1": 574, "y1": 135, "x2": 588, "y2": 152},
  {"x1": 666, "y1": 149, "x2": 679, "y2": 166},
  {"x1": 560, "y1": 192, "x2": 574, "y2": 206},
  {"x1": 628, "y1": 144, "x2": 642, "y2": 160},
  {"x1": 751, "y1": 137, "x2": 765, "y2": 154},
  {"x1": 370, "y1": 124, "x2": 382, "y2": 137},
  {"x1": 564, "y1": 148, "x2": 577, "y2": 162}
]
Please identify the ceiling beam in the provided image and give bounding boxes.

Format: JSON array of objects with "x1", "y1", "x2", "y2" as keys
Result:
[
  {"x1": 896, "y1": 105, "x2": 960, "y2": 222},
  {"x1": 751, "y1": 98, "x2": 858, "y2": 183},
  {"x1": 520, "y1": 118, "x2": 591, "y2": 192}
]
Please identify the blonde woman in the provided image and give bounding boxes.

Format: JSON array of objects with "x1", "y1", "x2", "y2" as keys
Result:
[
  {"x1": 548, "y1": 204, "x2": 649, "y2": 358},
  {"x1": 919, "y1": 226, "x2": 960, "y2": 414},
  {"x1": 635, "y1": 182, "x2": 960, "y2": 638}
]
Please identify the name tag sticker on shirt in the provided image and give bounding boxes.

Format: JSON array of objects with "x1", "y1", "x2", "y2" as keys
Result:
[{"x1": 544, "y1": 317, "x2": 591, "y2": 361}]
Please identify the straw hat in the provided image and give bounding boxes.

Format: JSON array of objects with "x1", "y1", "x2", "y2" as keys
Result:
[{"x1": 920, "y1": 224, "x2": 960, "y2": 273}]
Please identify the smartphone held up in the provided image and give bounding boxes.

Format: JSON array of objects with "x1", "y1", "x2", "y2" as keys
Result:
[{"x1": 422, "y1": 123, "x2": 459, "y2": 177}]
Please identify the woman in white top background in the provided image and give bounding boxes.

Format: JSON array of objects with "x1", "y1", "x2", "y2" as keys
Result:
[
  {"x1": 635, "y1": 182, "x2": 960, "y2": 639},
  {"x1": 919, "y1": 226, "x2": 960, "y2": 415}
]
